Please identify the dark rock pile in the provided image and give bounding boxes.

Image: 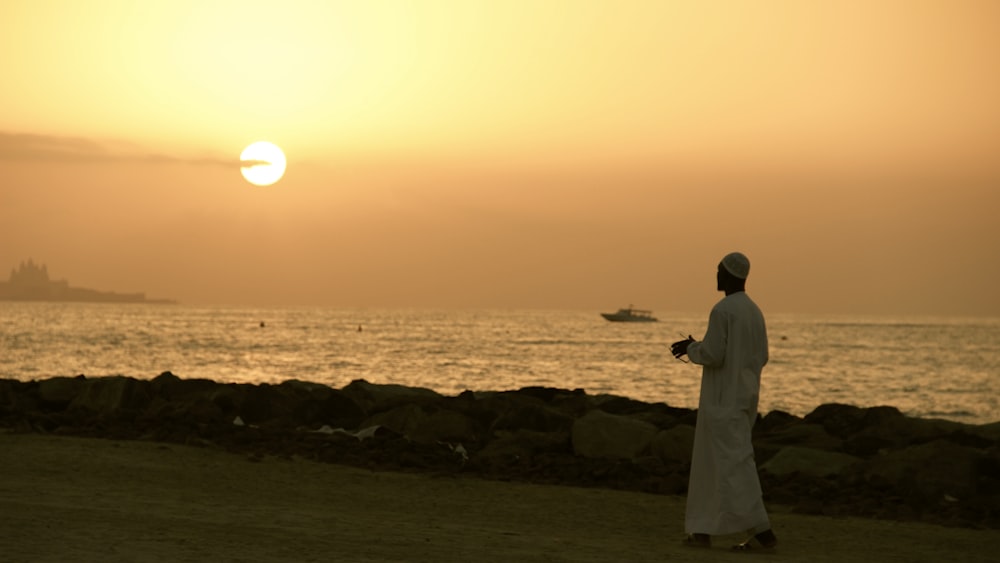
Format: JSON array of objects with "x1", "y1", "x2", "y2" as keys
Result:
[{"x1": 2, "y1": 373, "x2": 998, "y2": 529}]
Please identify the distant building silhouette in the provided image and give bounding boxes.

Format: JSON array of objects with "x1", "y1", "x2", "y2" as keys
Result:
[{"x1": 0, "y1": 259, "x2": 175, "y2": 304}]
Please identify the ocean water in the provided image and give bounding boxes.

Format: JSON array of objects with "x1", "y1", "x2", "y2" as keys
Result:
[{"x1": 1, "y1": 303, "x2": 998, "y2": 424}]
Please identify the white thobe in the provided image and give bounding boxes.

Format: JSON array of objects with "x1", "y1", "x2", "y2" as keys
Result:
[{"x1": 684, "y1": 291, "x2": 770, "y2": 536}]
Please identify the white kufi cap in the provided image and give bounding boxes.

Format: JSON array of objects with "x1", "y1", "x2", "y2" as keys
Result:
[{"x1": 721, "y1": 252, "x2": 750, "y2": 279}]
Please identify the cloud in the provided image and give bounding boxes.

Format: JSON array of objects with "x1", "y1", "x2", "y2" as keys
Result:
[
  {"x1": 0, "y1": 132, "x2": 109, "y2": 161},
  {"x1": 0, "y1": 131, "x2": 246, "y2": 167}
]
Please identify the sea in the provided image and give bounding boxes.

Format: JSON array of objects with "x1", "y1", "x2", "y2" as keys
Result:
[{"x1": 1, "y1": 303, "x2": 998, "y2": 425}]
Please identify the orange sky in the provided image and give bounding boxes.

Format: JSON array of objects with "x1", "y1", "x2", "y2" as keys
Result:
[{"x1": 2, "y1": 1, "x2": 998, "y2": 315}]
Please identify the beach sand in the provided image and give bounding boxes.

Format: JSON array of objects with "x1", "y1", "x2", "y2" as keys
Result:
[{"x1": 1, "y1": 432, "x2": 996, "y2": 562}]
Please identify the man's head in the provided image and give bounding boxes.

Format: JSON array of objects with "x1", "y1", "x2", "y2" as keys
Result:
[{"x1": 717, "y1": 252, "x2": 749, "y2": 293}]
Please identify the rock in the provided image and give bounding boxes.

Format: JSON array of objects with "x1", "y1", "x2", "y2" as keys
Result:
[
  {"x1": 472, "y1": 429, "x2": 570, "y2": 468},
  {"x1": 857, "y1": 439, "x2": 990, "y2": 502},
  {"x1": 804, "y1": 403, "x2": 903, "y2": 439},
  {"x1": 205, "y1": 384, "x2": 246, "y2": 416},
  {"x1": 509, "y1": 386, "x2": 578, "y2": 404},
  {"x1": 360, "y1": 404, "x2": 478, "y2": 446},
  {"x1": 238, "y1": 384, "x2": 282, "y2": 424},
  {"x1": 141, "y1": 394, "x2": 227, "y2": 426},
  {"x1": 445, "y1": 391, "x2": 504, "y2": 429},
  {"x1": 761, "y1": 423, "x2": 843, "y2": 452},
  {"x1": 571, "y1": 409, "x2": 658, "y2": 460},
  {"x1": 490, "y1": 401, "x2": 575, "y2": 435},
  {"x1": 547, "y1": 391, "x2": 594, "y2": 418},
  {"x1": 599, "y1": 398, "x2": 688, "y2": 429},
  {"x1": 150, "y1": 372, "x2": 219, "y2": 401},
  {"x1": 279, "y1": 379, "x2": 333, "y2": 396},
  {"x1": 362, "y1": 403, "x2": 428, "y2": 438},
  {"x1": 944, "y1": 429, "x2": 996, "y2": 449},
  {"x1": 650, "y1": 424, "x2": 695, "y2": 463},
  {"x1": 69, "y1": 376, "x2": 152, "y2": 416},
  {"x1": 314, "y1": 389, "x2": 367, "y2": 429},
  {"x1": 760, "y1": 446, "x2": 861, "y2": 478},
  {"x1": 341, "y1": 379, "x2": 442, "y2": 413},
  {"x1": 841, "y1": 433, "x2": 895, "y2": 457},
  {"x1": 756, "y1": 410, "x2": 802, "y2": 434},
  {"x1": 219, "y1": 380, "x2": 363, "y2": 429},
  {"x1": 409, "y1": 408, "x2": 479, "y2": 446},
  {"x1": 973, "y1": 421, "x2": 1000, "y2": 443},
  {"x1": 0, "y1": 380, "x2": 14, "y2": 413},
  {"x1": 594, "y1": 395, "x2": 655, "y2": 415},
  {"x1": 37, "y1": 376, "x2": 86, "y2": 409},
  {"x1": 0, "y1": 379, "x2": 34, "y2": 415},
  {"x1": 239, "y1": 382, "x2": 330, "y2": 426},
  {"x1": 845, "y1": 415, "x2": 966, "y2": 454}
]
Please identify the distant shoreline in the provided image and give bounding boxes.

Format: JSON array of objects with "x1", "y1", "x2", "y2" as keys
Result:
[
  {"x1": 1, "y1": 259, "x2": 176, "y2": 304},
  {"x1": 0, "y1": 296, "x2": 177, "y2": 304}
]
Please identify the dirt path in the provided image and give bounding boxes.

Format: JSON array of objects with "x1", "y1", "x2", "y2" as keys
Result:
[{"x1": 1, "y1": 433, "x2": 996, "y2": 562}]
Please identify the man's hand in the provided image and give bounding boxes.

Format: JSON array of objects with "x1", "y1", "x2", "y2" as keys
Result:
[{"x1": 671, "y1": 335, "x2": 695, "y2": 360}]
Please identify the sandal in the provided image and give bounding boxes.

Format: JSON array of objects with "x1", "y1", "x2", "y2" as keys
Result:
[
  {"x1": 683, "y1": 533, "x2": 711, "y2": 548},
  {"x1": 732, "y1": 529, "x2": 777, "y2": 551}
]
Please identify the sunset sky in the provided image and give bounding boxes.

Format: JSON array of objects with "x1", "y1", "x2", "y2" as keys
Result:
[{"x1": 2, "y1": 0, "x2": 998, "y2": 316}]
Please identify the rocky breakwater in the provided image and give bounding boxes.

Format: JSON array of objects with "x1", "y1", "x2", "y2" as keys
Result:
[{"x1": 1, "y1": 373, "x2": 998, "y2": 528}]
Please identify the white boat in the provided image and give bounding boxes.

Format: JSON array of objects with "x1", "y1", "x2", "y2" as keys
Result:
[{"x1": 600, "y1": 306, "x2": 658, "y2": 323}]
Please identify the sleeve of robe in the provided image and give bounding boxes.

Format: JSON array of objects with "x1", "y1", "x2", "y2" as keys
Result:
[{"x1": 688, "y1": 305, "x2": 728, "y2": 367}]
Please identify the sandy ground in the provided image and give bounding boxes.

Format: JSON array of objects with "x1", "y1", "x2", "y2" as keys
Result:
[{"x1": 1, "y1": 433, "x2": 996, "y2": 563}]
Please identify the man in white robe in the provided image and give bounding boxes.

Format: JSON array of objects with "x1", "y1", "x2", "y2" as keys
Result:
[{"x1": 670, "y1": 252, "x2": 777, "y2": 551}]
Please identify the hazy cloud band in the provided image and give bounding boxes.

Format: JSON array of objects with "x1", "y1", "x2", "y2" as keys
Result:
[{"x1": 0, "y1": 132, "x2": 255, "y2": 167}]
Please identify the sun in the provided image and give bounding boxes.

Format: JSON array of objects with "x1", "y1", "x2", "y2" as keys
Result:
[{"x1": 240, "y1": 141, "x2": 286, "y2": 186}]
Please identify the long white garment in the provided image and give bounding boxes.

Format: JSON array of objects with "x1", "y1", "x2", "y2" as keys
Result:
[{"x1": 684, "y1": 291, "x2": 770, "y2": 535}]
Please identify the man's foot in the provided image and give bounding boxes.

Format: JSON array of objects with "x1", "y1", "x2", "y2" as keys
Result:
[
  {"x1": 682, "y1": 533, "x2": 711, "y2": 548},
  {"x1": 732, "y1": 529, "x2": 777, "y2": 551}
]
